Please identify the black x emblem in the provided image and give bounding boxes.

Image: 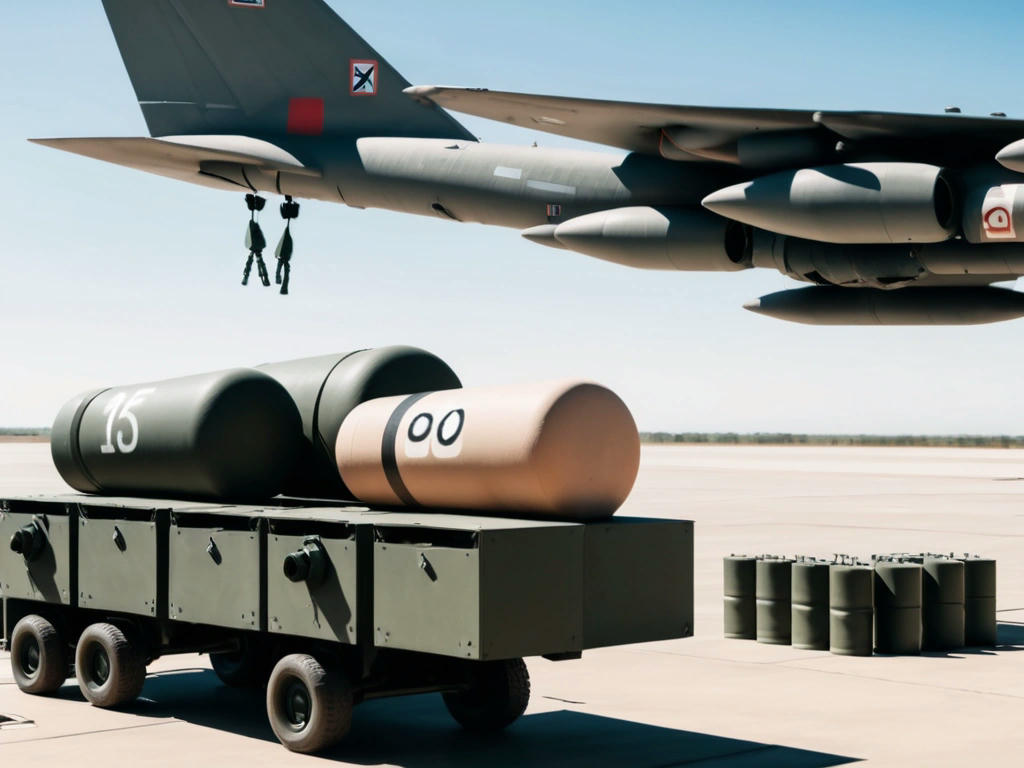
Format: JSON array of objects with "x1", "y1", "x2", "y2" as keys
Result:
[{"x1": 353, "y1": 65, "x2": 375, "y2": 92}]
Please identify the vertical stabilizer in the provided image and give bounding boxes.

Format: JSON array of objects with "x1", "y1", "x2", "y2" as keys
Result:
[{"x1": 101, "y1": 0, "x2": 474, "y2": 141}]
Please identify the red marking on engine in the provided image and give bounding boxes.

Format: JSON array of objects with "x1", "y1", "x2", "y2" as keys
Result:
[
  {"x1": 984, "y1": 206, "x2": 1012, "y2": 234},
  {"x1": 287, "y1": 98, "x2": 325, "y2": 136}
]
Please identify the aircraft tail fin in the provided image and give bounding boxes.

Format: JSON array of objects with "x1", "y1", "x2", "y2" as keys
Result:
[{"x1": 100, "y1": 0, "x2": 474, "y2": 142}]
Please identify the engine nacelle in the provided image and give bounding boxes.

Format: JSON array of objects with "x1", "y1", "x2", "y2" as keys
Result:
[
  {"x1": 752, "y1": 232, "x2": 924, "y2": 288},
  {"x1": 702, "y1": 162, "x2": 956, "y2": 244},
  {"x1": 522, "y1": 206, "x2": 751, "y2": 271},
  {"x1": 960, "y1": 168, "x2": 1024, "y2": 244},
  {"x1": 753, "y1": 232, "x2": 1024, "y2": 288}
]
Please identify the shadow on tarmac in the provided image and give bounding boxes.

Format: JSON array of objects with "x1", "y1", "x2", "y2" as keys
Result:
[
  {"x1": 872, "y1": 623, "x2": 1024, "y2": 658},
  {"x1": 996, "y1": 621, "x2": 1024, "y2": 647},
  {"x1": 920, "y1": 623, "x2": 1024, "y2": 657},
  {"x1": 51, "y1": 667, "x2": 860, "y2": 767}
]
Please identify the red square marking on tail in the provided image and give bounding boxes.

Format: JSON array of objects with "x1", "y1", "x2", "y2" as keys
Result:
[{"x1": 287, "y1": 98, "x2": 325, "y2": 135}]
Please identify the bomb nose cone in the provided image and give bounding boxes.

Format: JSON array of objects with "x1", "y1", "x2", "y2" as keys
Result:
[
  {"x1": 742, "y1": 297, "x2": 764, "y2": 313},
  {"x1": 521, "y1": 224, "x2": 567, "y2": 250},
  {"x1": 700, "y1": 182, "x2": 755, "y2": 219},
  {"x1": 551, "y1": 214, "x2": 601, "y2": 247},
  {"x1": 996, "y1": 138, "x2": 1024, "y2": 172}
]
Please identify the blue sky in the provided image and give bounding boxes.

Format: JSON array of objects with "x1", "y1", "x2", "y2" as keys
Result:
[{"x1": 3, "y1": 1, "x2": 1024, "y2": 433}]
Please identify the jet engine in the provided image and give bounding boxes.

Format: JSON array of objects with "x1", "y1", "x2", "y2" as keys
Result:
[
  {"x1": 753, "y1": 232, "x2": 1024, "y2": 289},
  {"x1": 522, "y1": 206, "x2": 751, "y2": 271},
  {"x1": 702, "y1": 162, "x2": 956, "y2": 244}
]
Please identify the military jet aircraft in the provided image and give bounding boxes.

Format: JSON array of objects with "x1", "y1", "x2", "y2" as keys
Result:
[{"x1": 33, "y1": 0, "x2": 1024, "y2": 323}]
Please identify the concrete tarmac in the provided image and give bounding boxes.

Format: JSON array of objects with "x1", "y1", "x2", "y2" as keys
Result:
[{"x1": 2, "y1": 442, "x2": 1023, "y2": 766}]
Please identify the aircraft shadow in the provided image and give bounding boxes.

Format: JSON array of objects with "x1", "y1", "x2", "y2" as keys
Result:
[{"x1": 56, "y1": 668, "x2": 859, "y2": 767}]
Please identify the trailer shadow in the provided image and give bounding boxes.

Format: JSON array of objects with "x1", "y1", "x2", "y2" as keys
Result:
[
  {"x1": 93, "y1": 668, "x2": 860, "y2": 767},
  {"x1": 996, "y1": 621, "x2": 1024, "y2": 647}
]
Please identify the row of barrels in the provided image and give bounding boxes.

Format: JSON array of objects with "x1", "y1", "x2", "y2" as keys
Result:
[{"x1": 723, "y1": 553, "x2": 997, "y2": 656}]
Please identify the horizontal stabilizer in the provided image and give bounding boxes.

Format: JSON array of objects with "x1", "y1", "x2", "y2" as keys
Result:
[{"x1": 30, "y1": 135, "x2": 320, "y2": 192}]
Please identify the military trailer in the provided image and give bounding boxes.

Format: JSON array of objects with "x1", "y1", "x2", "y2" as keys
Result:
[
  {"x1": 2, "y1": 346, "x2": 693, "y2": 752},
  {"x1": 1, "y1": 494, "x2": 692, "y2": 753}
]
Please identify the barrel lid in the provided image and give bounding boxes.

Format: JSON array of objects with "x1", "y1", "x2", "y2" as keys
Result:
[
  {"x1": 793, "y1": 557, "x2": 830, "y2": 568},
  {"x1": 957, "y1": 553, "x2": 996, "y2": 563},
  {"x1": 50, "y1": 388, "x2": 109, "y2": 494},
  {"x1": 830, "y1": 554, "x2": 869, "y2": 566},
  {"x1": 872, "y1": 554, "x2": 921, "y2": 566}
]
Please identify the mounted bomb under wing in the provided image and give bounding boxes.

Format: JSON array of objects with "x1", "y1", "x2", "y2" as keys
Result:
[
  {"x1": 29, "y1": 0, "x2": 1024, "y2": 321},
  {"x1": 700, "y1": 162, "x2": 957, "y2": 244},
  {"x1": 743, "y1": 285, "x2": 1024, "y2": 326},
  {"x1": 523, "y1": 206, "x2": 751, "y2": 271}
]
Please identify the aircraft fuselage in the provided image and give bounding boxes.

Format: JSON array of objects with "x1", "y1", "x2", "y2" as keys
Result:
[{"x1": 247, "y1": 138, "x2": 730, "y2": 230}]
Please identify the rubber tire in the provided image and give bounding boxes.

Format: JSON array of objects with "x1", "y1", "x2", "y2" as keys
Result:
[
  {"x1": 75, "y1": 623, "x2": 146, "y2": 708},
  {"x1": 10, "y1": 615, "x2": 67, "y2": 695},
  {"x1": 266, "y1": 654, "x2": 353, "y2": 754},
  {"x1": 443, "y1": 658, "x2": 531, "y2": 732},
  {"x1": 210, "y1": 637, "x2": 271, "y2": 688}
]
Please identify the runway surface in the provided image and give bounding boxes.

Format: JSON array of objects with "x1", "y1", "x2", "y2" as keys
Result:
[{"x1": 2, "y1": 442, "x2": 1023, "y2": 766}]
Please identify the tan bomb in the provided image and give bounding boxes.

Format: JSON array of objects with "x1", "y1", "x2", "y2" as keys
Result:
[{"x1": 334, "y1": 380, "x2": 640, "y2": 520}]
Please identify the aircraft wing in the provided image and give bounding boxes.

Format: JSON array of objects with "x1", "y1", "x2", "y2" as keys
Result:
[
  {"x1": 30, "y1": 135, "x2": 320, "y2": 192},
  {"x1": 406, "y1": 85, "x2": 814, "y2": 157},
  {"x1": 406, "y1": 86, "x2": 1024, "y2": 165}
]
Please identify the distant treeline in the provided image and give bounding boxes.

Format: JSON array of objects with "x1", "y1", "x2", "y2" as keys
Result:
[
  {"x1": 641, "y1": 432, "x2": 1024, "y2": 448},
  {"x1": 1, "y1": 427, "x2": 1021, "y2": 448}
]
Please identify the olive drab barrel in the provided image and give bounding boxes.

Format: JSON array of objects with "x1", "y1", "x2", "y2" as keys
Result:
[
  {"x1": 791, "y1": 559, "x2": 830, "y2": 651},
  {"x1": 960, "y1": 555, "x2": 997, "y2": 647},
  {"x1": 258, "y1": 346, "x2": 461, "y2": 499},
  {"x1": 829, "y1": 562, "x2": 873, "y2": 656},
  {"x1": 873, "y1": 558, "x2": 922, "y2": 655},
  {"x1": 755, "y1": 557, "x2": 793, "y2": 645},
  {"x1": 723, "y1": 556, "x2": 757, "y2": 639},
  {"x1": 51, "y1": 369, "x2": 303, "y2": 501},
  {"x1": 922, "y1": 556, "x2": 966, "y2": 651},
  {"x1": 334, "y1": 380, "x2": 641, "y2": 520}
]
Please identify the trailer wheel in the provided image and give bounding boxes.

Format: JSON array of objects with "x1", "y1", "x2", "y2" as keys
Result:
[
  {"x1": 266, "y1": 654, "x2": 353, "y2": 753},
  {"x1": 210, "y1": 636, "x2": 271, "y2": 688},
  {"x1": 10, "y1": 615, "x2": 67, "y2": 695},
  {"x1": 443, "y1": 658, "x2": 531, "y2": 732},
  {"x1": 75, "y1": 623, "x2": 146, "y2": 708}
]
